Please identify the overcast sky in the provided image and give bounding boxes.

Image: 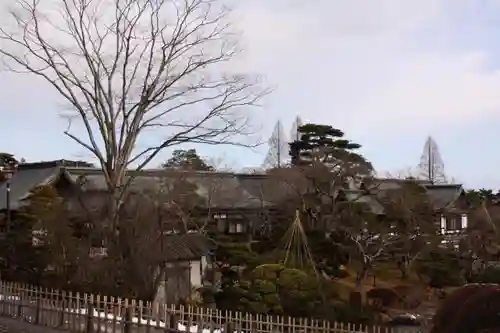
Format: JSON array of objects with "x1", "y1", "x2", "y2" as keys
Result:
[{"x1": 1, "y1": 0, "x2": 500, "y2": 188}]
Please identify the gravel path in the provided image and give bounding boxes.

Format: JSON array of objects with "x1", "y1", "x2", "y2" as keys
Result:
[{"x1": 0, "y1": 317, "x2": 60, "y2": 332}]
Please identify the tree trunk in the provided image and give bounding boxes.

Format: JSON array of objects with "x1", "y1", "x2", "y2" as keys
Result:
[
  {"x1": 398, "y1": 260, "x2": 409, "y2": 280},
  {"x1": 355, "y1": 267, "x2": 367, "y2": 292},
  {"x1": 399, "y1": 254, "x2": 420, "y2": 280}
]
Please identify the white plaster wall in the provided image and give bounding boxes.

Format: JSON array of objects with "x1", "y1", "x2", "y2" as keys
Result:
[
  {"x1": 440, "y1": 215, "x2": 446, "y2": 234},
  {"x1": 201, "y1": 255, "x2": 208, "y2": 271},
  {"x1": 461, "y1": 214, "x2": 468, "y2": 228},
  {"x1": 190, "y1": 260, "x2": 202, "y2": 287}
]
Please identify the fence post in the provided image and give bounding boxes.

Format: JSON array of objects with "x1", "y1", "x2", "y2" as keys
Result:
[
  {"x1": 167, "y1": 312, "x2": 177, "y2": 332},
  {"x1": 16, "y1": 288, "x2": 22, "y2": 319},
  {"x1": 124, "y1": 306, "x2": 133, "y2": 333},
  {"x1": 0, "y1": 283, "x2": 5, "y2": 316},
  {"x1": 34, "y1": 297, "x2": 41, "y2": 325},
  {"x1": 225, "y1": 321, "x2": 233, "y2": 333},
  {"x1": 58, "y1": 291, "x2": 66, "y2": 328},
  {"x1": 86, "y1": 301, "x2": 94, "y2": 333}
]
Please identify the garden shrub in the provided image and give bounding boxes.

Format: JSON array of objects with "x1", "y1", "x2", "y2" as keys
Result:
[
  {"x1": 392, "y1": 285, "x2": 423, "y2": 309},
  {"x1": 431, "y1": 284, "x2": 500, "y2": 333},
  {"x1": 470, "y1": 266, "x2": 500, "y2": 284},
  {"x1": 332, "y1": 302, "x2": 379, "y2": 325},
  {"x1": 366, "y1": 287, "x2": 400, "y2": 307},
  {"x1": 416, "y1": 251, "x2": 465, "y2": 288}
]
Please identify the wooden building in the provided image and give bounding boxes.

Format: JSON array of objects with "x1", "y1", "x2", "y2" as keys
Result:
[{"x1": 0, "y1": 160, "x2": 468, "y2": 261}]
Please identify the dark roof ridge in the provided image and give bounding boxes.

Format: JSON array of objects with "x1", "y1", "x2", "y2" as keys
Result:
[
  {"x1": 235, "y1": 173, "x2": 268, "y2": 178},
  {"x1": 18, "y1": 160, "x2": 95, "y2": 170},
  {"x1": 61, "y1": 167, "x2": 105, "y2": 175},
  {"x1": 63, "y1": 167, "x2": 237, "y2": 177},
  {"x1": 18, "y1": 161, "x2": 62, "y2": 170},
  {"x1": 425, "y1": 183, "x2": 463, "y2": 188},
  {"x1": 373, "y1": 177, "x2": 432, "y2": 183},
  {"x1": 140, "y1": 168, "x2": 235, "y2": 177}
]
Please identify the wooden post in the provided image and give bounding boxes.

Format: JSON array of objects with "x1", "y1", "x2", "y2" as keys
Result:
[
  {"x1": 124, "y1": 305, "x2": 133, "y2": 333},
  {"x1": 0, "y1": 283, "x2": 5, "y2": 316},
  {"x1": 95, "y1": 294, "x2": 101, "y2": 333},
  {"x1": 167, "y1": 312, "x2": 177, "y2": 333},
  {"x1": 59, "y1": 291, "x2": 66, "y2": 328},
  {"x1": 225, "y1": 321, "x2": 233, "y2": 333},
  {"x1": 75, "y1": 292, "x2": 81, "y2": 331},
  {"x1": 16, "y1": 288, "x2": 22, "y2": 319},
  {"x1": 86, "y1": 301, "x2": 94, "y2": 333},
  {"x1": 145, "y1": 301, "x2": 153, "y2": 333},
  {"x1": 34, "y1": 297, "x2": 41, "y2": 325},
  {"x1": 112, "y1": 297, "x2": 118, "y2": 333}
]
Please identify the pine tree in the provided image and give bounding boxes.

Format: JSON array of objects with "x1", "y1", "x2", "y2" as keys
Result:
[
  {"x1": 162, "y1": 149, "x2": 214, "y2": 171},
  {"x1": 289, "y1": 123, "x2": 371, "y2": 174}
]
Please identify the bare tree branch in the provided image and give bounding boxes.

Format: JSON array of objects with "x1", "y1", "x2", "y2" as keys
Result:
[{"x1": 0, "y1": 0, "x2": 269, "y2": 224}]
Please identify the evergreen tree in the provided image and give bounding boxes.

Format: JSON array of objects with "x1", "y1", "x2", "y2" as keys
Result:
[
  {"x1": 284, "y1": 124, "x2": 376, "y2": 285},
  {"x1": 0, "y1": 185, "x2": 64, "y2": 285},
  {"x1": 0, "y1": 153, "x2": 18, "y2": 181},
  {"x1": 289, "y1": 123, "x2": 372, "y2": 175},
  {"x1": 162, "y1": 149, "x2": 214, "y2": 171},
  {"x1": 289, "y1": 116, "x2": 303, "y2": 143},
  {"x1": 0, "y1": 212, "x2": 46, "y2": 284},
  {"x1": 465, "y1": 188, "x2": 500, "y2": 207},
  {"x1": 262, "y1": 120, "x2": 288, "y2": 169},
  {"x1": 0, "y1": 153, "x2": 18, "y2": 169}
]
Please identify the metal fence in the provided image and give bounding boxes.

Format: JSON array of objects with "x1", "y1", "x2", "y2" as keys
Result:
[{"x1": 0, "y1": 280, "x2": 396, "y2": 333}]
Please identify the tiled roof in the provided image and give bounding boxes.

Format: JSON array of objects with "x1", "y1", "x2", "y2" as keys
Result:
[
  {"x1": 369, "y1": 178, "x2": 463, "y2": 210},
  {"x1": 235, "y1": 173, "x2": 295, "y2": 204},
  {"x1": 424, "y1": 184, "x2": 464, "y2": 210},
  {"x1": 192, "y1": 172, "x2": 266, "y2": 208},
  {"x1": 161, "y1": 233, "x2": 216, "y2": 261},
  {"x1": 0, "y1": 163, "x2": 266, "y2": 211},
  {"x1": 0, "y1": 160, "x2": 99, "y2": 211},
  {"x1": 0, "y1": 164, "x2": 61, "y2": 210},
  {"x1": 369, "y1": 178, "x2": 431, "y2": 193},
  {"x1": 343, "y1": 190, "x2": 385, "y2": 215},
  {"x1": 0, "y1": 161, "x2": 464, "y2": 213},
  {"x1": 63, "y1": 168, "x2": 265, "y2": 209}
]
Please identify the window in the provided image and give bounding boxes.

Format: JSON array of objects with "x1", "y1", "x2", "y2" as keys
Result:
[
  {"x1": 32, "y1": 229, "x2": 47, "y2": 247},
  {"x1": 163, "y1": 229, "x2": 181, "y2": 235},
  {"x1": 228, "y1": 222, "x2": 244, "y2": 234},
  {"x1": 440, "y1": 215, "x2": 463, "y2": 234},
  {"x1": 89, "y1": 247, "x2": 108, "y2": 258},
  {"x1": 213, "y1": 212, "x2": 227, "y2": 232},
  {"x1": 461, "y1": 214, "x2": 468, "y2": 229},
  {"x1": 447, "y1": 217, "x2": 457, "y2": 230},
  {"x1": 32, "y1": 237, "x2": 43, "y2": 247},
  {"x1": 439, "y1": 215, "x2": 446, "y2": 234}
]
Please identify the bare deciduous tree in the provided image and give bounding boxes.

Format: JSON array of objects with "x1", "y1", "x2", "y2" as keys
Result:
[
  {"x1": 382, "y1": 181, "x2": 439, "y2": 280},
  {"x1": 154, "y1": 169, "x2": 228, "y2": 234},
  {"x1": 330, "y1": 204, "x2": 397, "y2": 291},
  {"x1": 27, "y1": 171, "x2": 213, "y2": 299},
  {"x1": 267, "y1": 159, "x2": 373, "y2": 232},
  {"x1": 265, "y1": 163, "x2": 390, "y2": 286},
  {"x1": 0, "y1": 0, "x2": 268, "y2": 222}
]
